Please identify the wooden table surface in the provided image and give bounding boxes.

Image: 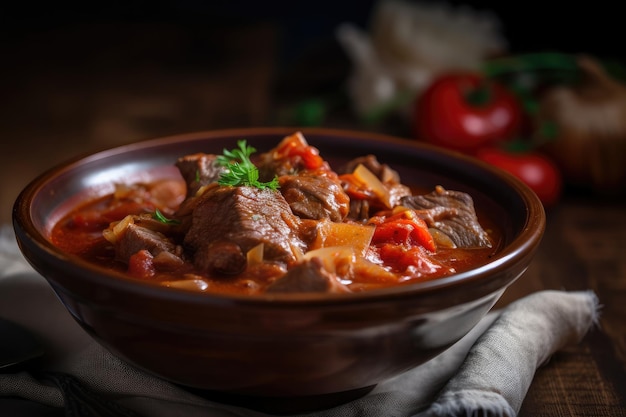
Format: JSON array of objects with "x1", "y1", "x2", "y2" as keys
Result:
[
  {"x1": 1, "y1": 21, "x2": 625, "y2": 416},
  {"x1": 499, "y1": 197, "x2": 626, "y2": 416}
]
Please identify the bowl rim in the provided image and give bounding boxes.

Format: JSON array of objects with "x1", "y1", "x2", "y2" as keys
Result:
[{"x1": 12, "y1": 126, "x2": 546, "y2": 307}]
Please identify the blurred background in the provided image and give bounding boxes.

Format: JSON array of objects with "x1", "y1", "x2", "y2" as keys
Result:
[
  {"x1": 3, "y1": 4, "x2": 626, "y2": 413},
  {"x1": 2, "y1": 0, "x2": 625, "y2": 223}
]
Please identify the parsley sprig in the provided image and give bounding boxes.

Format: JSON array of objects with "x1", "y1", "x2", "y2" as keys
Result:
[
  {"x1": 152, "y1": 208, "x2": 181, "y2": 225},
  {"x1": 216, "y1": 140, "x2": 279, "y2": 190}
]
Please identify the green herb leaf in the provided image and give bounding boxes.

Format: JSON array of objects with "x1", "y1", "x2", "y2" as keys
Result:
[
  {"x1": 216, "y1": 140, "x2": 280, "y2": 190},
  {"x1": 152, "y1": 208, "x2": 181, "y2": 225}
]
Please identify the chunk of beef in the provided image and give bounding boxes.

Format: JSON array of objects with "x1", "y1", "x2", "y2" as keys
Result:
[
  {"x1": 400, "y1": 186, "x2": 492, "y2": 248},
  {"x1": 341, "y1": 155, "x2": 412, "y2": 221},
  {"x1": 345, "y1": 183, "x2": 412, "y2": 221},
  {"x1": 256, "y1": 132, "x2": 327, "y2": 179},
  {"x1": 194, "y1": 241, "x2": 247, "y2": 276},
  {"x1": 116, "y1": 223, "x2": 184, "y2": 268},
  {"x1": 265, "y1": 257, "x2": 350, "y2": 294},
  {"x1": 346, "y1": 199, "x2": 369, "y2": 222},
  {"x1": 279, "y1": 174, "x2": 350, "y2": 222},
  {"x1": 257, "y1": 150, "x2": 297, "y2": 180},
  {"x1": 184, "y1": 186, "x2": 305, "y2": 275},
  {"x1": 176, "y1": 153, "x2": 226, "y2": 198},
  {"x1": 341, "y1": 154, "x2": 402, "y2": 184}
]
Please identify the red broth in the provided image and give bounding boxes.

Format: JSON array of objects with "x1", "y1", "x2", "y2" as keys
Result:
[{"x1": 50, "y1": 179, "x2": 502, "y2": 296}]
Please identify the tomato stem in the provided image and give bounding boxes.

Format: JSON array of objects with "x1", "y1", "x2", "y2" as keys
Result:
[
  {"x1": 465, "y1": 82, "x2": 492, "y2": 107},
  {"x1": 483, "y1": 52, "x2": 580, "y2": 76}
]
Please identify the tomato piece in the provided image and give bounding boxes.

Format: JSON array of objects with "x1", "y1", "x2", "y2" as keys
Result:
[
  {"x1": 296, "y1": 146, "x2": 324, "y2": 170},
  {"x1": 275, "y1": 132, "x2": 324, "y2": 170},
  {"x1": 475, "y1": 147, "x2": 562, "y2": 206},
  {"x1": 128, "y1": 250, "x2": 155, "y2": 279},
  {"x1": 338, "y1": 173, "x2": 375, "y2": 200},
  {"x1": 371, "y1": 210, "x2": 436, "y2": 252},
  {"x1": 414, "y1": 73, "x2": 523, "y2": 151},
  {"x1": 377, "y1": 244, "x2": 442, "y2": 275}
]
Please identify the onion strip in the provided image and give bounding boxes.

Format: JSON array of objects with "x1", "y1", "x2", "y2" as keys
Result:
[{"x1": 353, "y1": 164, "x2": 391, "y2": 208}]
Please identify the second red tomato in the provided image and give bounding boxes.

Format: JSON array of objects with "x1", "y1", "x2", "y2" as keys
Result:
[
  {"x1": 475, "y1": 147, "x2": 563, "y2": 206},
  {"x1": 414, "y1": 73, "x2": 523, "y2": 151}
]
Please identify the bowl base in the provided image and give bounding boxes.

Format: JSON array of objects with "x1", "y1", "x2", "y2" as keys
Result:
[{"x1": 182, "y1": 384, "x2": 377, "y2": 414}]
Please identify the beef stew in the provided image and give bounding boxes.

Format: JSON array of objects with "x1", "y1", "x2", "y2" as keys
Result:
[{"x1": 50, "y1": 132, "x2": 501, "y2": 296}]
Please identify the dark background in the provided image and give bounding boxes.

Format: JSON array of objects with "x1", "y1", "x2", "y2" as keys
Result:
[
  {"x1": 3, "y1": 0, "x2": 624, "y2": 121},
  {"x1": 1, "y1": 0, "x2": 624, "y2": 222},
  {"x1": 2, "y1": 0, "x2": 625, "y2": 67}
]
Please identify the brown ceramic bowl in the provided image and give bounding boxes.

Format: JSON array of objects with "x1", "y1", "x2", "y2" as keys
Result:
[{"x1": 13, "y1": 127, "x2": 544, "y2": 412}]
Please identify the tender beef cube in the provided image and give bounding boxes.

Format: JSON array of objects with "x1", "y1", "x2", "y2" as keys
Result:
[
  {"x1": 347, "y1": 199, "x2": 371, "y2": 222},
  {"x1": 266, "y1": 257, "x2": 350, "y2": 294},
  {"x1": 341, "y1": 154, "x2": 402, "y2": 184},
  {"x1": 152, "y1": 251, "x2": 186, "y2": 270},
  {"x1": 279, "y1": 174, "x2": 350, "y2": 222},
  {"x1": 345, "y1": 182, "x2": 411, "y2": 222},
  {"x1": 341, "y1": 155, "x2": 411, "y2": 221},
  {"x1": 184, "y1": 186, "x2": 305, "y2": 275},
  {"x1": 117, "y1": 223, "x2": 183, "y2": 264},
  {"x1": 176, "y1": 153, "x2": 226, "y2": 198},
  {"x1": 400, "y1": 186, "x2": 492, "y2": 248},
  {"x1": 257, "y1": 153, "x2": 296, "y2": 180},
  {"x1": 256, "y1": 131, "x2": 321, "y2": 179},
  {"x1": 194, "y1": 241, "x2": 246, "y2": 275}
]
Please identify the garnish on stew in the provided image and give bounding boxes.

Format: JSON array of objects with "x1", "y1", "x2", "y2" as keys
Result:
[
  {"x1": 217, "y1": 140, "x2": 280, "y2": 190},
  {"x1": 152, "y1": 208, "x2": 181, "y2": 225}
]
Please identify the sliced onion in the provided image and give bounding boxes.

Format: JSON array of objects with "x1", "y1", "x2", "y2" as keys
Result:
[
  {"x1": 102, "y1": 215, "x2": 134, "y2": 244},
  {"x1": 163, "y1": 279, "x2": 209, "y2": 291},
  {"x1": 303, "y1": 246, "x2": 355, "y2": 274},
  {"x1": 428, "y1": 228, "x2": 456, "y2": 248},
  {"x1": 391, "y1": 205, "x2": 411, "y2": 215},
  {"x1": 246, "y1": 243, "x2": 265, "y2": 266},
  {"x1": 311, "y1": 219, "x2": 375, "y2": 257},
  {"x1": 353, "y1": 164, "x2": 391, "y2": 208},
  {"x1": 290, "y1": 242, "x2": 305, "y2": 262}
]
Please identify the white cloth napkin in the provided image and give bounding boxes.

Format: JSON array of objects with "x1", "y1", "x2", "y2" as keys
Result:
[{"x1": 0, "y1": 225, "x2": 600, "y2": 417}]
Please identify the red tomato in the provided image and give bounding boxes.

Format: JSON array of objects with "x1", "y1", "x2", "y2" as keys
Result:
[
  {"x1": 370, "y1": 210, "x2": 436, "y2": 252},
  {"x1": 372, "y1": 219, "x2": 436, "y2": 253},
  {"x1": 275, "y1": 132, "x2": 324, "y2": 170},
  {"x1": 414, "y1": 73, "x2": 523, "y2": 151},
  {"x1": 128, "y1": 250, "x2": 155, "y2": 279},
  {"x1": 476, "y1": 147, "x2": 562, "y2": 206},
  {"x1": 377, "y1": 244, "x2": 442, "y2": 275}
]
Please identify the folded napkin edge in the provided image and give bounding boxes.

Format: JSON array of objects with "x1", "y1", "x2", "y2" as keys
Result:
[{"x1": 415, "y1": 389, "x2": 515, "y2": 417}]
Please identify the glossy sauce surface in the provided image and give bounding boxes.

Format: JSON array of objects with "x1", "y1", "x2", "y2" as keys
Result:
[{"x1": 50, "y1": 178, "x2": 503, "y2": 296}]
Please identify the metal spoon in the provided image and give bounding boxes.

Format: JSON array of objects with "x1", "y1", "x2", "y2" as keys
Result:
[{"x1": 0, "y1": 317, "x2": 45, "y2": 371}]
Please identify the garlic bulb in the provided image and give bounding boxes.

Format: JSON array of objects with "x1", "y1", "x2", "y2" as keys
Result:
[
  {"x1": 537, "y1": 55, "x2": 626, "y2": 193},
  {"x1": 336, "y1": 0, "x2": 506, "y2": 120}
]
